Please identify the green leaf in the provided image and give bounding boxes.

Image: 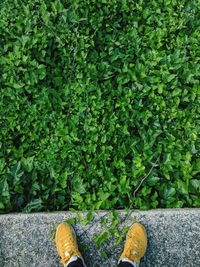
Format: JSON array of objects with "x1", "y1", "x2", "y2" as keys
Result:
[
  {"x1": 23, "y1": 198, "x2": 43, "y2": 213},
  {"x1": 190, "y1": 180, "x2": 200, "y2": 192},
  {"x1": 147, "y1": 176, "x2": 160, "y2": 186},
  {"x1": 163, "y1": 186, "x2": 176, "y2": 199},
  {"x1": 21, "y1": 157, "x2": 34, "y2": 172},
  {"x1": 65, "y1": 218, "x2": 77, "y2": 225}
]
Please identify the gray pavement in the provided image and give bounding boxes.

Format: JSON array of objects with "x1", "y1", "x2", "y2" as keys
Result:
[{"x1": 0, "y1": 209, "x2": 200, "y2": 267}]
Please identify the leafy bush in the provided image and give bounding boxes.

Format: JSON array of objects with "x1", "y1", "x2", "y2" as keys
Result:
[{"x1": 0, "y1": 0, "x2": 199, "y2": 213}]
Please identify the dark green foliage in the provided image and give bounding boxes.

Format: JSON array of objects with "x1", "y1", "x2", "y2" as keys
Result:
[{"x1": 0, "y1": 0, "x2": 199, "y2": 212}]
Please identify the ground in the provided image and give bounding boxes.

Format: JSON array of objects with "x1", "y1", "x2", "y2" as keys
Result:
[{"x1": 0, "y1": 209, "x2": 200, "y2": 267}]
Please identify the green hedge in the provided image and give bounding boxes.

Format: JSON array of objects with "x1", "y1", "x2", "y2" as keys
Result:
[{"x1": 0, "y1": 0, "x2": 199, "y2": 213}]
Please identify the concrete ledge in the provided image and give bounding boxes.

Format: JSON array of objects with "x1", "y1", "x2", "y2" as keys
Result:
[{"x1": 0, "y1": 209, "x2": 200, "y2": 267}]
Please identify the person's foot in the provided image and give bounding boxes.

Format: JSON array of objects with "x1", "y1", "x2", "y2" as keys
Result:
[
  {"x1": 119, "y1": 223, "x2": 147, "y2": 266},
  {"x1": 55, "y1": 222, "x2": 85, "y2": 266}
]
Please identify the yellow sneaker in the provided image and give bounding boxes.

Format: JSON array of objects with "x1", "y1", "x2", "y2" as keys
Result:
[
  {"x1": 119, "y1": 223, "x2": 147, "y2": 265},
  {"x1": 55, "y1": 222, "x2": 85, "y2": 266}
]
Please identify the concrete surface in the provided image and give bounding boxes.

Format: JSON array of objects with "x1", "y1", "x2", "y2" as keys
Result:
[{"x1": 0, "y1": 209, "x2": 200, "y2": 267}]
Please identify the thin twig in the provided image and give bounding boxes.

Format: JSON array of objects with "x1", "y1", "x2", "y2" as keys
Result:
[{"x1": 133, "y1": 155, "x2": 160, "y2": 199}]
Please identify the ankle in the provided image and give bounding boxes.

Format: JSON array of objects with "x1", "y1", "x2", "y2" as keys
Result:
[
  {"x1": 118, "y1": 258, "x2": 139, "y2": 267},
  {"x1": 65, "y1": 256, "x2": 85, "y2": 267}
]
